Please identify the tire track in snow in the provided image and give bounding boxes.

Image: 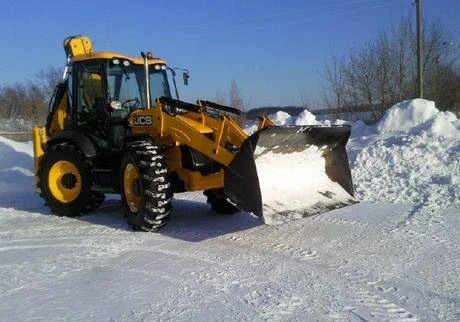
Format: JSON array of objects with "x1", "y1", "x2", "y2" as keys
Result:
[
  {"x1": 310, "y1": 215, "x2": 371, "y2": 229},
  {"x1": 242, "y1": 286, "x2": 304, "y2": 321},
  {"x1": 217, "y1": 230, "x2": 321, "y2": 262},
  {"x1": 336, "y1": 270, "x2": 418, "y2": 322},
  {"x1": 107, "y1": 240, "x2": 311, "y2": 320},
  {"x1": 351, "y1": 291, "x2": 418, "y2": 322},
  {"x1": 206, "y1": 220, "x2": 420, "y2": 321},
  {"x1": 309, "y1": 205, "x2": 457, "y2": 320}
]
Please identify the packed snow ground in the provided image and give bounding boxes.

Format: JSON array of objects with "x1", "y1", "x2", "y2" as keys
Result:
[{"x1": 0, "y1": 99, "x2": 459, "y2": 321}]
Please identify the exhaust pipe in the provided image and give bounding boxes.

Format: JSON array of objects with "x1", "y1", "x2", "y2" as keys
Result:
[{"x1": 141, "y1": 51, "x2": 151, "y2": 109}]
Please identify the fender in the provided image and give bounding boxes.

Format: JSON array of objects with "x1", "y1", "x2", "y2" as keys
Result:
[{"x1": 46, "y1": 130, "x2": 98, "y2": 158}]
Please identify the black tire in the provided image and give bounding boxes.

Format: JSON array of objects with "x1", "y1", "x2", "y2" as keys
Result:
[
  {"x1": 120, "y1": 141, "x2": 172, "y2": 231},
  {"x1": 39, "y1": 143, "x2": 92, "y2": 217},
  {"x1": 204, "y1": 188, "x2": 239, "y2": 215}
]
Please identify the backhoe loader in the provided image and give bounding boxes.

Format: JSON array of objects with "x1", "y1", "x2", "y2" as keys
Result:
[{"x1": 32, "y1": 35, "x2": 356, "y2": 230}]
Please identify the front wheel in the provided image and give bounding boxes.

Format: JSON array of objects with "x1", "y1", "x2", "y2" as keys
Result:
[{"x1": 121, "y1": 141, "x2": 172, "y2": 231}]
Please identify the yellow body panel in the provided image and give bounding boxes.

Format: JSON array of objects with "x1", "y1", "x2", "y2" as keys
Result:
[
  {"x1": 48, "y1": 89, "x2": 69, "y2": 135},
  {"x1": 163, "y1": 147, "x2": 224, "y2": 191},
  {"x1": 175, "y1": 115, "x2": 214, "y2": 134},
  {"x1": 129, "y1": 106, "x2": 236, "y2": 167},
  {"x1": 32, "y1": 126, "x2": 47, "y2": 192},
  {"x1": 178, "y1": 168, "x2": 224, "y2": 191},
  {"x1": 64, "y1": 36, "x2": 93, "y2": 57},
  {"x1": 257, "y1": 115, "x2": 275, "y2": 130},
  {"x1": 127, "y1": 100, "x2": 258, "y2": 191}
]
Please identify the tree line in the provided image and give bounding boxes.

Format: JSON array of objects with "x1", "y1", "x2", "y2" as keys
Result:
[
  {"x1": 322, "y1": 17, "x2": 460, "y2": 120},
  {"x1": 0, "y1": 66, "x2": 61, "y2": 130},
  {"x1": 1, "y1": 18, "x2": 458, "y2": 130}
]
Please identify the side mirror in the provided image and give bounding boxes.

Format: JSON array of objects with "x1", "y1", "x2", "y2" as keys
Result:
[{"x1": 183, "y1": 72, "x2": 190, "y2": 86}]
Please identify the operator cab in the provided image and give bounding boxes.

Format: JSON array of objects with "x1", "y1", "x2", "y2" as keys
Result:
[
  {"x1": 72, "y1": 55, "x2": 172, "y2": 117},
  {"x1": 69, "y1": 53, "x2": 173, "y2": 147},
  {"x1": 47, "y1": 36, "x2": 189, "y2": 150},
  {"x1": 107, "y1": 57, "x2": 172, "y2": 115}
]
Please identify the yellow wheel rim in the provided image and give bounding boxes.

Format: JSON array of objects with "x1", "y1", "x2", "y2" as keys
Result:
[
  {"x1": 48, "y1": 161, "x2": 82, "y2": 203},
  {"x1": 124, "y1": 163, "x2": 141, "y2": 213}
]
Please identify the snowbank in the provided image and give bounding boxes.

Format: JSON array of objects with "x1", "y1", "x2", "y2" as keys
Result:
[
  {"x1": 0, "y1": 136, "x2": 34, "y2": 192},
  {"x1": 353, "y1": 99, "x2": 459, "y2": 210},
  {"x1": 0, "y1": 118, "x2": 34, "y2": 132},
  {"x1": 248, "y1": 99, "x2": 460, "y2": 212},
  {"x1": 377, "y1": 99, "x2": 439, "y2": 134},
  {"x1": 377, "y1": 98, "x2": 460, "y2": 139}
]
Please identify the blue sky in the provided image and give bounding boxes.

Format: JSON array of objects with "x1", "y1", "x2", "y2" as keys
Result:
[{"x1": 1, "y1": 0, "x2": 459, "y2": 107}]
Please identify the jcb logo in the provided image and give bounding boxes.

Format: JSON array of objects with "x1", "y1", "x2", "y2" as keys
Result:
[{"x1": 134, "y1": 116, "x2": 152, "y2": 126}]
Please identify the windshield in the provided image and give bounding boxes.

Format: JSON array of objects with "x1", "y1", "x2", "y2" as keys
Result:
[{"x1": 107, "y1": 60, "x2": 171, "y2": 109}]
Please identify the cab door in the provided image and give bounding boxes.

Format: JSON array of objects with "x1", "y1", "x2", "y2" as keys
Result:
[{"x1": 73, "y1": 60, "x2": 109, "y2": 135}]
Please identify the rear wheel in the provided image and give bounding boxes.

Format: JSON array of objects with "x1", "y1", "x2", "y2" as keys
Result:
[
  {"x1": 39, "y1": 143, "x2": 92, "y2": 217},
  {"x1": 204, "y1": 188, "x2": 239, "y2": 215},
  {"x1": 121, "y1": 141, "x2": 172, "y2": 231}
]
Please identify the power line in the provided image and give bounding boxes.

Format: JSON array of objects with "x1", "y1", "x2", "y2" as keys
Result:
[{"x1": 145, "y1": 0, "x2": 404, "y2": 37}]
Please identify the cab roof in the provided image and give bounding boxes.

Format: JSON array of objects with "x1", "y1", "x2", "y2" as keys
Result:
[{"x1": 70, "y1": 51, "x2": 167, "y2": 66}]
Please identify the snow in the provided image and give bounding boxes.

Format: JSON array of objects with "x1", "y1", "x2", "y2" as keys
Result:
[
  {"x1": 377, "y1": 99, "x2": 439, "y2": 134},
  {"x1": 0, "y1": 136, "x2": 34, "y2": 192},
  {"x1": 294, "y1": 109, "x2": 322, "y2": 126},
  {"x1": 269, "y1": 111, "x2": 294, "y2": 126},
  {"x1": 0, "y1": 99, "x2": 459, "y2": 321},
  {"x1": 254, "y1": 146, "x2": 355, "y2": 225}
]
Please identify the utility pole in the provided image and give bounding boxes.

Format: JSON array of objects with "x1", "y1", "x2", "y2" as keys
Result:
[{"x1": 415, "y1": 0, "x2": 423, "y2": 98}]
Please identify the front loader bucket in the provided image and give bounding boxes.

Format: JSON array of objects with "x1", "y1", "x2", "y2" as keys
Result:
[{"x1": 224, "y1": 125, "x2": 357, "y2": 225}]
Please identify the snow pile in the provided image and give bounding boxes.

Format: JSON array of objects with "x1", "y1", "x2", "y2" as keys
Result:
[
  {"x1": 254, "y1": 146, "x2": 355, "y2": 225},
  {"x1": 293, "y1": 110, "x2": 322, "y2": 126},
  {"x1": 377, "y1": 98, "x2": 460, "y2": 138},
  {"x1": 377, "y1": 99, "x2": 439, "y2": 133},
  {"x1": 248, "y1": 99, "x2": 459, "y2": 212},
  {"x1": 0, "y1": 136, "x2": 34, "y2": 192},
  {"x1": 269, "y1": 109, "x2": 322, "y2": 126},
  {"x1": 269, "y1": 111, "x2": 294, "y2": 125},
  {"x1": 352, "y1": 100, "x2": 459, "y2": 210}
]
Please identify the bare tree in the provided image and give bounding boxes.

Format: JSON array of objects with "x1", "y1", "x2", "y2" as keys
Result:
[
  {"x1": 214, "y1": 91, "x2": 227, "y2": 105},
  {"x1": 230, "y1": 80, "x2": 244, "y2": 111},
  {"x1": 0, "y1": 65, "x2": 61, "y2": 128},
  {"x1": 0, "y1": 84, "x2": 26, "y2": 119},
  {"x1": 35, "y1": 65, "x2": 63, "y2": 100},
  {"x1": 323, "y1": 17, "x2": 460, "y2": 120}
]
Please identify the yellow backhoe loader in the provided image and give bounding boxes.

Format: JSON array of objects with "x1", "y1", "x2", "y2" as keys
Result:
[{"x1": 32, "y1": 35, "x2": 356, "y2": 230}]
